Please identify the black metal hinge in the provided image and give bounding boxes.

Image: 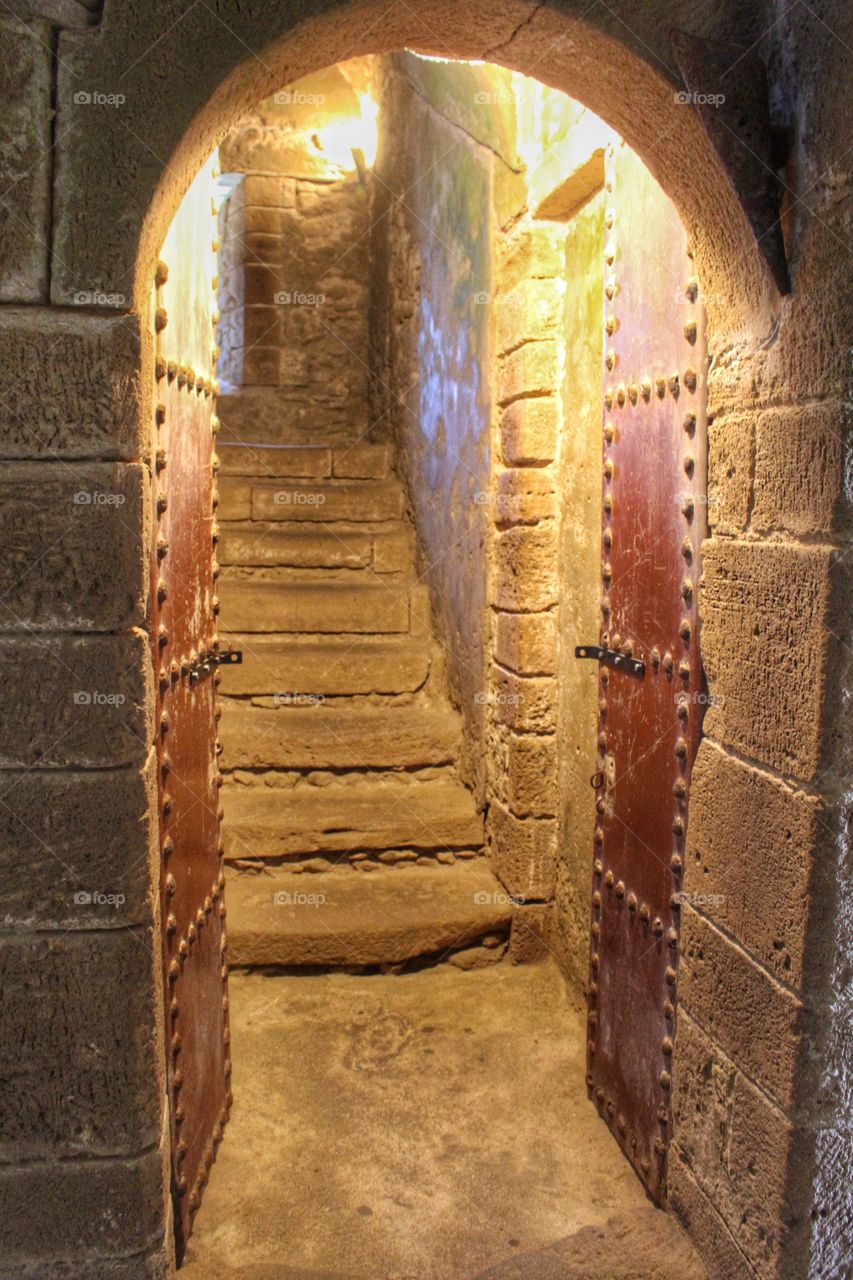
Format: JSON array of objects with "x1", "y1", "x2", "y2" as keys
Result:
[{"x1": 575, "y1": 645, "x2": 645, "y2": 678}]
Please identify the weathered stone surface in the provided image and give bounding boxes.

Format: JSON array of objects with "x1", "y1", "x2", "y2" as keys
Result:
[
  {"x1": 507, "y1": 903, "x2": 552, "y2": 964},
  {"x1": 707, "y1": 413, "x2": 753, "y2": 535},
  {"x1": 678, "y1": 907, "x2": 804, "y2": 1111},
  {"x1": 499, "y1": 225, "x2": 566, "y2": 291},
  {"x1": 0, "y1": 19, "x2": 51, "y2": 301},
  {"x1": 494, "y1": 610, "x2": 558, "y2": 674},
  {"x1": 0, "y1": 633, "x2": 152, "y2": 767},
  {"x1": 252, "y1": 479, "x2": 405, "y2": 522},
  {"x1": 242, "y1": 174, "x2": 296, "y2": 208},
  {"x1": 0, "y1": 761, "x2": 156, "y2": 929},
  {"x1": 500, "y1": 397, "x2": 559, "y2": 465},
  {"x1": 332, "y1": 443, "x2": 391, "y2": 478},
  {"x1": 220, "y1": 702, "x2": 461, "y2": 769},
  {"x1": 686, "y1": 740, "x2": 821, "y2": 988},
  {"x1": 373, "y1": 525, "x2": 413, "y2": 572},
  {"x1": 218, "y1": 443, "x2": 331, "y2": 478},
  {"x1": 218, "y1": 579, "x2": 411, "y2": 633},
  {"x1": 222, "y1": 775, "x2": 483, "y2": 860},
  {"x1": 700, "y1": 540, "x2": 832, "y2": 781},
  {"x1": 4, "y1": 1249, "x2": 170, "y2": 1280},
  {"x1": 0, "y1": 931, "x2": 161, "y2": 1158},
  {"x1": 497, "y1": 279, "x2": 561, "y2": 355},
  {"x1": 506, "y1": 734, "x2": 558, "y2": 817},
  {"x1": 668, "y1": 1160, "x2": 753, "y2": 1280},
  {"x1": 489, "y1": 801, "x2": 557, "y2": 900},
  {"x1": 216, "y1": 634, "x2": 431, "y2": 696},
  {"x1": 493, "y1": 526, "x2": 559, "y2": 611},
  {"x1": 0, "y1": 464, "x2": 148, "y2": 631},
  {"x1": 491, "y1": 665, "x2": 556, "y2": 733},
  {"x1": 671, "y1": 1008, "x2": 805, "y2": 1276},
  {"x1": 493, "y1": 465, "x2": 556, "y2": 524},
  {"x1": 217, "y1": 389, "x2": 367, "y2": 446},
  {"x1": 218, "y1": 524, "x2": 372, "y2": 568},
  {"x1": 498, "y1": 341, "x2": 560, "y2": 405},
  {"x1": 0, "y1": 311, "x2": 143, "y2": 459},
  {"x1": 226, "y1": 861, "x2": 510, "y2": 966},
  {"x1": 217, "y1": 477, "x2": 252, "y2": 520},
  {"x1": 0, "y1": 1146, "x2": 166, "y2": 1261},
  {"x1": 751, "y1": 400, "x2": 847, "y2": 537}
]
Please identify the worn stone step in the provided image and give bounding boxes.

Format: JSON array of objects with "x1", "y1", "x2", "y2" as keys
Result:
[
  {"x1": 218, "y1": 578, "x2": 412, "y2": 633},
  {"x1": 216, "y1": 635, "x2": 432, "y2": 696},
  {"x1": 218, "y1": 442, "x2": 392, "y2": 481},
  {"x1": 225, "y1": 861, "x2": 510, "y2": 967},
  {"x1": 218, "y1": 522, "x2": 413, "y2": 571},
  {"x1": 248, "y1": 479, "x2": 405, "y2": 523},
  {"x1": 217, "y1": 390, "x2": 366, "y2": 447},
  {"x1": 220, "y1": 702, "x2": 462, "y2": 770},
  {"x1": 222, "y1": 776, "x2": 484, "y2": 860}
]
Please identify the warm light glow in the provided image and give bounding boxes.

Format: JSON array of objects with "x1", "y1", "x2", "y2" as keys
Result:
[{"x1": 316, "y1": 92, "x2": 379, "y2": 170}]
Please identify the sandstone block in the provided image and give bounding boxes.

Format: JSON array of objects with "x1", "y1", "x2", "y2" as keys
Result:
[
  {"x1": 252, "y1": 479, "x2": 405, "y2": 522},
  {"x1": 686, "y1": 740, "x2": 821, "y2": 988},
  {"x1": 0, "y1": 761, "x2": 156, "y2": 931},
  {"x1": 508, "y1": 903, "x2": 553, "y2": 963},
  {"x1": 0, "y1": 463, "x2": 148, "y2": 631},
  {"x1": 373, "y1": 525, "x2": 413, "y2": 573},
  {"x1": 671, "y1": 1008, "x2": 802, "y2": 1274},
  {"x1": 242, "y1": 175, "x2": 296, "y2": 208},
  {"x1": 493, "y1": 526, "x2": 559, "y2": 611},
  {"x1": 488, "y1": 801, "x2": 557, "y2": 899},
  {"x1": 0, "y1": 19, "x2": 51, "y2": 301},
  {"x1": 0, "y1": 1146, "x2": 166, "y2": 1260},
  {"x1": 218, "y1": 525, "x2": 372, "y2": 568},
  {"x1": 678, "y1": 907, "x2": 804, "y2": 1111},
  {"x1": 216, "y1": 635, "x2": 430, "y2": 696},
  {"x1": 218, "y1": 579, "x2": 410, "y2": 633},
  {"x1": 500, "y1": 398, "x2": 559, "y2": 465},
  {"x1": 506, "y1": 734, "x2": 558, "y2": 817},
  {"x1": 707, "y1": 414, "x2": 753, "y2": 535},
  {"x1": 668, "y1": 1160, "x2": 754, "y2": 1280},
  {"x1": 240, "y1": 346, "x2": 282, "y2": 385},
  {"x1": 499, "y1": 225, "x2": 565, "y2": 291},
  {"x1": 0, "y1": 632, "x2": 152, "y2": 768},
  {"x1": 490, "y1": 665, "x2": 557, "y2": 733},
  {"x1": 494, "y1": 610, "x2": 558, "y2": 674},
  {"x1": 218, "y1": 444, "x2": 331, "y2": 478},
  {"x1": 496, "y1": 279, "x2": 561, "y2": 356},
  {"x1": 700, "y1": 540, "x2": 831, "y2": 781},
  {"x1": 493, "y1": 465, "x2": 556, "y2": 524},
  {"x1": 498, "y1": 342, "x2": 560, "y2": 405},
  {"x1": 217, "y1": 478, "x2": 252, "y2": 519},
  {"x1": 332, "y1": 443, "x2": 391, "y2": 478},
  {"x1": 752, "y1": 400, "x2": 846, "y2": 537},
  {"x1": 0, "y1": 930, "x2": 161, "y2": 1159},
  {"x1": 0, "y1": 311, "x2": 142, "y2": 459}
]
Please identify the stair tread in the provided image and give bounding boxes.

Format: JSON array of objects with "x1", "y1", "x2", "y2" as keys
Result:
[
  {"x1": 217, "y1": 635, "x2": 432, "y2": 696},
  {"x1": 225, "y1": 860, "x2": 511, "y2": 967},
  {"x1": 223, "y1": 775, "x2": 484, "y2": 859},
  {"x1": 221, "y1": 701, "x2": 463, "y2": 768}
]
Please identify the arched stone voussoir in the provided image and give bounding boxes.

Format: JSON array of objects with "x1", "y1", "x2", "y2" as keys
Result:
[{"x1": 51, "y1": 0, "x2": 781, "y2": 337}]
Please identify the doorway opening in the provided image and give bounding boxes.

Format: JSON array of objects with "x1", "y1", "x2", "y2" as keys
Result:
[{"x1": 151, "y1": 51, "x2": 708, "y2": 1278}]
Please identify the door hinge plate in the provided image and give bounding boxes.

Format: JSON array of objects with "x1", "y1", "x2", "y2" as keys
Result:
[{"x1": 575, "y1": 645, "x2": 645, "y2": 678}]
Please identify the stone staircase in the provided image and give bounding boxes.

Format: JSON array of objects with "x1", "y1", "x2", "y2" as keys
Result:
[{"x1": 216, "y1": 418, "x2": 510, "y2": 969}]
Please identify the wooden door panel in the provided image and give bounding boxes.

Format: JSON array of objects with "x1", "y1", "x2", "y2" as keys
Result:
[{"x1": 586, "y1": 142, "x2": 708, "y2": 1201}]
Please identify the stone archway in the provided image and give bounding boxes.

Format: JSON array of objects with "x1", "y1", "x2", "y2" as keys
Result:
[{"x1": 1, "y1": 2, "x2": 849, "y2": 1278}]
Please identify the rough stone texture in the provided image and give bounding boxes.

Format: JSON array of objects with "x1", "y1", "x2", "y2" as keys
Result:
[
  {"x1": 0, "y1": 311, "x2": 144, "y2": 459},
  {"x1": 217, "y1": 634, "x2": 431, "y2": 696},
  {"x1": 0, "y1": 18, "x2": 51, "y2": 302},
  {"x1": 0, "y1": 463, "x2": 148, "y2": 631},
  {"x1": 220, "y1": 701, "x2": 461, "y2": 769},
  {"x1": 218, "y1": 444, "x2": 331, "y2": 478},
  {"x1": 488, "y1": 801, "x2": 557, "y2": 900},
  {"x1": 498, "y1": 341, "x2": 560, "y2": 406},
  {"x1": 0, "y1": 931, "x2": 162, "y2": 1159},
  {"x1": 494, "y1": 610, "x2": 558, "y2": 674},
  {"x1": 700, "y1": 540, "x2": 832, "y2": 782},
  {"x1": 671, "y1": 1008, "x2": 806, "y2": 1277},
  {"x1": 678, "y1": 907, "x2": 805, "y2": 1113},
  {"x1": 507, "y1": 902, "x2": 552, "y2": 964},
  {"x1": 218, "y1": 579, "x2": 411, "y2": 634},
  {"x1": 493, "y1": 465, "x2": 557, "y2": 524},
  {"x1": 506, "y1": 734, "x2": 558, "y2": 818},
  {"x1": 685, "y1": 739, "x2": 822, "y2": 989},
  {"x1": 751, "y1": 400, "x2": 848, "y2": 538},
  {"x1": 667, "y1": 1162, "x2": 753, "y2": 1280},
  {"x1": 227, "y1": 861, "x2": 510, "y2": 967},
  {"x1": 500, "y1": 396, "x2": 559, "y2": 465},
  {"x1": 491, "y1": 665, "x2": 557, "y2": 733},
  {"x1": 251, "y1": 479, "x2": 404, "y2": 522},
  {"x1": 493, "y1": 526, "x2": 559, "y2": 611},
  {"x1": 223, "y1": 775, "x2": 484, "y2": 861},
  {"x1": 0, "y1": 633, "x2": 152, "y2": 767},
  {"x1": 0, "y1": 760, "x2": 156, "y2": 930},
  {"x1": 218, "y1": 524, "x2": 373, "y2": 568},
  {"x1": 182, "y1": 964, "x2": 703, "y2": 1280},
  {"x1": 707, "y1": 414, "x2": 753, "y2": 536}
]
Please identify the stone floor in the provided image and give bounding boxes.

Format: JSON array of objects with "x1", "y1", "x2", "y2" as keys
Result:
[{"x1": 181, "y1": 962, "x2": 706, "y2": 1280}]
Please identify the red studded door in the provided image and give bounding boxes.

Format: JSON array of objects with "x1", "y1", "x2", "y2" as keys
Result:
[
  {"x1": 584, "y1": 142, "x2": 708, "y2": 1201},
  {"x1": 150, "y1": 159, "x2": 231, "y2": 1262}
]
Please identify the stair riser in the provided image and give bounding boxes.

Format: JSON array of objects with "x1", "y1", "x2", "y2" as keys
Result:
[
  {"x1": 216, "y1": 640, "x2": 432, "y2": 696},
  {"x1": 218, "y1": 582, "x2": 412, "y2": 633},
  {"x1": 220, "y1": 706, "x2": 459, "y2": 769}
]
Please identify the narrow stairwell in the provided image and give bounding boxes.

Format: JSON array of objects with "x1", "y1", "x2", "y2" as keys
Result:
[{"x1": 216, "y1": 427, "x2": 510, "y2": 969}]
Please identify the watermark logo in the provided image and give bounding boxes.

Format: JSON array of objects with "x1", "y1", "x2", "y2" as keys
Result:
[
  {"x1": 273, "y1": 490, "x2": 326, "y2": 507},
  {"x1": 273, "y1": 691, "x2": 325, "y2": 707},
  {"x1": 74, "y1": 890, "x2": 126, "y2": 907},
  {"x1": 273, "y1": 890, "x2": 326, "y2": 906},
  {"x1": 74, "y1": 691, "x2": 127, "y2": 707},
  {"x1": 675, "y1": 691, "x2": 724, "y2": 709},
  {"x1": 673, "y1": 891, "x2": 726, "y2": 909},
  {"x1": 274, "y1": 290, "x2": 326, "y2": 306},
  {"x1": 273, "y1": 90, "x2": 326, "y2": 106},
  {"x1": 473, "y1": 90, "x2": 517, "y2": 107},
  {"x1": 73, "y1": 90, "x2": 126, "y2": 108},
  {"x1": 474, "y1": 690, "x2": 523, "y2": 706},
  {"x1": 474, "y1": 890, "x2": 525, "y2": 906},
  {"x1": 674, "y1": 91, "x2": 725, "y2": 108},
  {"x1": 473, "y1": 290, "x2": 491, "y2": 305},
  {"x1": 72, "y1": 290, "x2": 127, "y2": 306},
  {"x1": 73, "y1": 490, "x2": 126, "y2": 506}
]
